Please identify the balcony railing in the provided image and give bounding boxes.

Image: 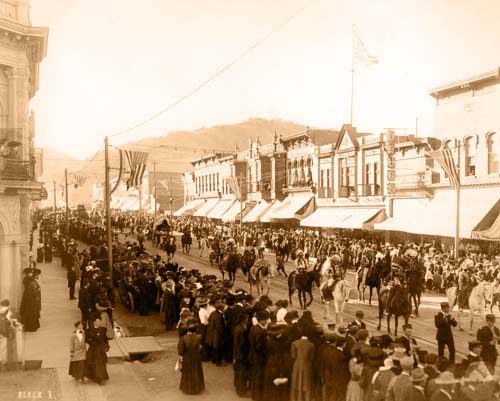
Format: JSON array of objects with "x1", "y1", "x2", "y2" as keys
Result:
[{"x1": 0, "y1": 159, "x2": 34, "y2": 181}]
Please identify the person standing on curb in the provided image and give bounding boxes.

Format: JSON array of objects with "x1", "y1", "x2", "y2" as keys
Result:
[
  {"x1": 434, "y1": 302, "x2": 457, "y2": 363},
  {"x1": 69, "y1": 321, "x2": 87, "y2": 383}
]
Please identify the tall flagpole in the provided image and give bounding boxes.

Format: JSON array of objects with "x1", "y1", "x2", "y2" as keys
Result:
[{"x1": 350, "y1": 25, "x2": 355, "y2": 125}]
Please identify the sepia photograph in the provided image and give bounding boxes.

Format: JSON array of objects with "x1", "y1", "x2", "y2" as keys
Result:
[{"x1": 1, "y1": 0, "x2": 500, "y2": 400}]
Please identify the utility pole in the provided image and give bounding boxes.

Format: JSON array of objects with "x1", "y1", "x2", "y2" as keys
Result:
[
  {"x1": 104, "y1": 136, "x2": 113, "y2": 279},
  {"x1": 455, "y1": 142, "x2": 461, "y2": 260},
  {"x1": 64, "y1": 169, "x2": 69, "y2": 234},
  {"x1": 238, "y1": 174, "x2": 243, "y2": 235},
  {"x1": 169, "y1": 176, "x2": 173, "y2": 220},
  {"x1": 153, "y1": 160, "x2": 157, "y2": 219},
  {"x1": 53, "y1": 180, "x2": 56, "y2": 213}
]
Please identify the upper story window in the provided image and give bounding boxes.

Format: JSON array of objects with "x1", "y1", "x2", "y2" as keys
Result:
[
  {"x1": 463, "y1": 136, "x2": 476, "y2": 176},
  {"x1": 488, "y1": 132, "x2": 500, "y2": 174}
]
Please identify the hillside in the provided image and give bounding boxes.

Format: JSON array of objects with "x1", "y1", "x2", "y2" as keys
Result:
[
  {"x1": 39, "y1": 118, "x2": 309, "y2": 207},
  {"x1": 62, "y1": 118, "x2": 308, "y2": 178}
]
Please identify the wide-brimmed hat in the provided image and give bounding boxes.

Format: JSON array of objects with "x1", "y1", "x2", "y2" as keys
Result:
[
  {"x1": 434, "y1": 371, "x2": 459, "y2": 385},
  {"x1": 267, "y1": 323, "x2": 284, "y2": 337},
  {"x1": 196, "y1": 297, "x2": 208, "y2": 307}
]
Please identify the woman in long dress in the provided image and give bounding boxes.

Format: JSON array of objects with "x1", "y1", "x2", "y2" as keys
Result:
[
  {"x1": 85, "y1": 318, "x2": 109, "y2": 385},
  {"x1": 20, "y1": 269, "x2": 41, "y2": 332},
  {"x1": 69, "y1": 321, "x2": 87, "y2": 382},
  {"x1": 346, "y1": 347, "x2": 367, "y2": 401},
  {"x1": 178, "y1": 324, "x2": 205, "y2": 395}
]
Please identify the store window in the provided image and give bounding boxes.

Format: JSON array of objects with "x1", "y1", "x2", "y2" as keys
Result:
[{"x1": 339, "y1": 157, "x2": 355, "y2": 197}]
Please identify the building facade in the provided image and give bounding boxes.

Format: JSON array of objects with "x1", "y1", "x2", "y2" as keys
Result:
[{"x1": 0, "y1": 1, "x2": 48, "y2": 310}]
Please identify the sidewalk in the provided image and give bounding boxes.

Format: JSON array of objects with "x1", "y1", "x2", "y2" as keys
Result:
[{"x1": 21, "y1": 231, "x2": 108, "y2": 401}]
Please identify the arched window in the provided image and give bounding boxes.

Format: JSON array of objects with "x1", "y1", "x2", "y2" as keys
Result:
[
  {"x1": 488, "y1": 132, "x2": 499, "y2": 174},
  {"x1": 463, "y1": 136, "x2": 476, "y2": 176}
]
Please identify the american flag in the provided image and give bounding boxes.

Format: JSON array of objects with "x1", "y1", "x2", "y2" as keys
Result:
[
  {"x1": 427, "y1": 148, "x2": 460, "y2": 189},
  {"x1": 228, "y1": 175, "x2": 241, "y2": 200},
  {"x1": 123, "y1": 150, "x2": 149, "y2": 190},
  {"x1": 73, "y1": 174, "x2": 87, "y2": 188},
  {"x1": 353, "y1": 30, "x2": 378, "y2": 70}
]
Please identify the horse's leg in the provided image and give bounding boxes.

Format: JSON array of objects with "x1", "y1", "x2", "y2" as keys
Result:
[
  {"x1": 386, "y1": 312, "x2": 391, "y2": 334},
  {"x1": 394, "y1": 315, "x2": 399, "y2": 337},
  {"x1": 289, "y1": 288, "x2": 293, "y2": 306},
  {"x1": 369, "y1": 287, "x2": 373, "y2": 306},
  {"x1": 308, "y1": 290, "x2": 313, "y2": 308}
]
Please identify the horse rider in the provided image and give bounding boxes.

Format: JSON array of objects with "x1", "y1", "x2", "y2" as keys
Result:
[{"x1": 320, "y1": 269, "x2": 336, "y2": 320}]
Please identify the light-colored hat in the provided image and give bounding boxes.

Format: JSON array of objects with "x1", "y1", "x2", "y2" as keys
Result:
[{"x1": 434, "y1": 371, "x2": 459, "y2": 385}]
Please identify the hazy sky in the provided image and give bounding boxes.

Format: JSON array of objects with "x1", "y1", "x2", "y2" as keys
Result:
[{"x1": 29, "y1": 0, "x2": 500, "y2": 159}]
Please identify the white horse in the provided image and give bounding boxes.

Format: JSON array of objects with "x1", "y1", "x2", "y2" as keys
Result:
[
  {"x1": 447, "y1": 281, "x2": 493, "y2": 333},
  {"x1": 320, "y1": 273, "x2": 350, "y2": 324}
]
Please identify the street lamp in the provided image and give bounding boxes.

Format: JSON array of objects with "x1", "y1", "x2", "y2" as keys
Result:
[{"x1": 169, "y1": 196, "x2": 173, "y2": 220}]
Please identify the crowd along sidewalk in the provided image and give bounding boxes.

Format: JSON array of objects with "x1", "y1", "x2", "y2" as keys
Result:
[{"x1": 21, "y1": 230, "x2": 108, "y2": 401}]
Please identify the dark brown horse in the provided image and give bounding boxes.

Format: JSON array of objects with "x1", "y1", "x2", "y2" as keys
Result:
[
  {"x1": 377, "y1": 283, "x2": 411, "y2": 337},
  {"x1": 288, "y1": 267, "x2": 321, "y2": 309}
]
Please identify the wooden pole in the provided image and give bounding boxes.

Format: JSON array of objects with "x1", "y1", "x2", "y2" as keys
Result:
[
  {"x1": 104, "y1": 136, "x2": 113, "y2": 278},
  {"x1": 455, "y1": 142, "x2": 461, "y2": 259},
  {"x1": 53, "y1": 180, "x2": 56, "y2": 213},
  {"x1": 169, "y1": 176, "x2": 173, "y2": 220},
  {"x1": 153, "y1": 160, "x2": 157, "y2": 219},
  {"x1": 64, "y1": 169, "x2": 69, "y2": 233}
]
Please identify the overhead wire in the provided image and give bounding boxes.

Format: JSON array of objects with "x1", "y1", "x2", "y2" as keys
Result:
[{"x1": 107, "y1": 0, "x2": 316, "y2": 140}]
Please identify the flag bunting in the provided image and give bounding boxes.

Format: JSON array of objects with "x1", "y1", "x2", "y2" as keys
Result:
[
  {"x1": 73, "y1": 174, "x2": 87, "y2": 188},
  {"x1": 427, "y1": 148, "x2": 460, "y2": 189},
  {"x1": 123, "y1": 150, "x2": 149, "y2": 190}
]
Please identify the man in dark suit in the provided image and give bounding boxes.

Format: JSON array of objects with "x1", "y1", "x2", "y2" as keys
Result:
[
  {"x1": 397, "y1": 323, "x2": 418, "y2": 357},
  {"x1": 348, "y1": 310, "x2": 366, "y2": 329},
  {"x1": 206, "y1": 300, "x2": 226, "y2": 366},
  {"x1": 67, "y1": 264, "x2": 77, "y2": 300},
  {"x1": 249, "y1": 310, "x2": 269, "y2": 401},
  {"x1": 477, "y1": 313, "x2": 500, "y2": 374},
  {"x1": 434, "y1": 302, "x2": 457, "y2": 363},
  {"x1": 233, "y1": 311, "x2": 250, "y2": 397},
  {"x1": 344, "y1": 325, "x2": 358, "y2": 361},
  {"x1": 319, "y1": 334, "x2": 349, "y2": 401}
]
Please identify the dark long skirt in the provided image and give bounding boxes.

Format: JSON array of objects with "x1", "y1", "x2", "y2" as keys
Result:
[
  {"x1": 234, "y1": 360, "x2": 249, "y2": 397},
  {"x1": 69, "y1": 360, "x2": 86, "y2": 380},
  {"x1": 180, "y1": 349, "x2": 205, "y2": 394},
  {"x1": 86, "y1": 341, "x2": 109, "y2": 384}
]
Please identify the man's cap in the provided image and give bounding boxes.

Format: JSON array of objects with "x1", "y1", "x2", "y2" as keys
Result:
[
  {"x1": 440, "y1": 302, "x2": 450, "y2": 308},
  {"x1": 486, "y1": 314, "x2": 496, "y2": 322}
]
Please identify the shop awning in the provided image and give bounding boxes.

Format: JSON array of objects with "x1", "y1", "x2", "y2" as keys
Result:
[
  {"x1": 206, "y1": 199, "x2": 235, "y2": 220},
  {"x1": 243, "y1": 200, "x2": 271, "y2": 223},
  {"x1": 269, "y1": 195, "x2": 315, "y2": 222},
  {"x1": 221, "y1": 201, "x2": 245, "y2": 222},
  {"x1": 472, "y1": 199, "x2": 500, "y2": 240},
  {"x1": 301, "y1": 207, "x2": 384, "y2": 230},
  {"x1": 259, "y1": 200, "x2": 283, "y2": 223},
  {"x1": 376, "y1": 187, "x2": 500, "y2": 238},
  {"x1": 173, "y1": 199, "x2": 204, "y2": 217},
  {"x1": 193, "y1": 198, "x2": 219, "y2": 217}
]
